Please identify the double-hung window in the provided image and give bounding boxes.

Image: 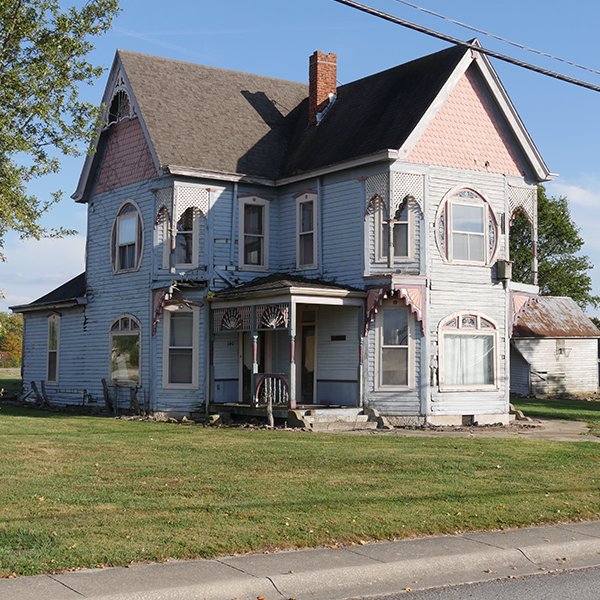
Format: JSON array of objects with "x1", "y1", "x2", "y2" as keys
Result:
[
  {"x1": 174, "y1": 207, "x2": 199, "y2": 269},
  {"x1": 435, "y1": 188, "x2": 498, "y2": 265},
  {"x1": 376, "y1": 200, "x2": 411, "y2": 262},
  {"x1": 440, "y1": 313, "x2": 498, "y2": 390},
  {"x1": 163, "y1": 305, "x2": 199, "y2": 388},
  {"x1": 239, "y1": 195, "x2": 269, "y2": 270},
  {"x1": 295, "y1": 191, "x2": 317, "y2": 269},
  {"x1": 112, "y1": 201, "x2": 143, "y2": 273},
  {"x1": 377, "y1": 299, "x2": 413, "y2": 389},
  {"x1": 47, "y1": 314, "x2": 60, "y2": 384}
]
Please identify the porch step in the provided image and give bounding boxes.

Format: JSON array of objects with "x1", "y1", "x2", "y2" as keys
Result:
[{"x1": 290, "y1": 408, "x2": 380, "y2": 431}]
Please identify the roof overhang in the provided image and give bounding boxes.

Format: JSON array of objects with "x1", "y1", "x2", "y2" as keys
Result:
[
  {"x1": 210, "y1": 285, "x2": 366, "y2": 310},
  {"x1": 11, "y1": 298, "x2": 88, "y2": 314},
  {"x1": 164, "y1": 149, "x2": 399, "y2": 188}
]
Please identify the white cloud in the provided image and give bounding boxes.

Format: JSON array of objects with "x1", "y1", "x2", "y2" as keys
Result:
[{"x1": 0, "y1": 235, "x2": 85, "y2": 313}]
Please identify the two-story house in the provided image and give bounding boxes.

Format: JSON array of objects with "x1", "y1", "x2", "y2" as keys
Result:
[{"x1": 13, "y1": 41, "x2": 553, "y2": 425}]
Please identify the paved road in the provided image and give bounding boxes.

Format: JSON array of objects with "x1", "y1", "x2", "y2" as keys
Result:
[{"x1": 363, "y1": 565, "x2": 600, "y2": 599}]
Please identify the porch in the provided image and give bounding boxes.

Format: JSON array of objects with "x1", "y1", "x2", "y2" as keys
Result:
[{"x1": 209, "y1": 273, "x2": 367, "y2": 410}]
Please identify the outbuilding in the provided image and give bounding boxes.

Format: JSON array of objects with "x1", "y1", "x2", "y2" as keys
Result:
[{"x1": 511, "y1": 296, "x2": 600, "y2": 397}]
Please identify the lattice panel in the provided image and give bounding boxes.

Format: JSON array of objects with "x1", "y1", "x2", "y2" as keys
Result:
[
  {"x1": 366, "y1": 172, "x2": 390, "y2": 209},
  {"x1": 155, "y1": 186, "x2": 173, "y2": 216},
  {"x1": 256, "y1": 304, "x2": 289, "y2": 330},
  {"x1": 213, "y1": 307, "x2": 251, "y2": 332},
  {"x1": 175, "y1": 186, "x2": 209, "y2": 222},
  {"x1": 508, "y1": 185, "x2": 536, "y2": 229},
  {"x1": 392, "y1": 172, "x2": 425, "y2": 213}
]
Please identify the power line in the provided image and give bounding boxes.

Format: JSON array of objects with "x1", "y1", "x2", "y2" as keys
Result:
[
  {"x1": 332, "y1": 0, "x2": 600, "y2": 93},
  {"x1": 393, "y1": 0, "x2": 600, "y2": 78}
]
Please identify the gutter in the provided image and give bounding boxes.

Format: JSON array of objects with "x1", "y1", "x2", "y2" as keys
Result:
[
  {"x1": 11, "y1": 298, "x2": 88, "y2": 313},
  {"x1": 163, "y1": 149, "x2": 399, "y2": 189}
]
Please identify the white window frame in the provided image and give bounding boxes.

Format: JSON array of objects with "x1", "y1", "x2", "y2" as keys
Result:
[
  {"x1": 238, "y1": 195, "x2": 270, "y2": 271},
  {"x1": 162, "y1": 304, "x2": 199, "y2": 389},
  {"x1": 375, "y1": 198, "x2": 413, "y2": 263},
  {"x1": 109, "y1": 314, "x2": 141, "y2": 387},
  {"x1": 47, "y1": 313, "x2": 60, "y2": 385},
  {"x1": 295, "y1": 191, "x2": 318, "y2": 270},
  {"x1": 173, "y1": 207, "x2": 200, "y2": 270},
  {"x1": 438, "y1": 311, "x2": 499, "y2": 392},
  {"x1": 111, "y1": 200, "x2": 144, "y2": 273},
  {"x1": 435, "y1": 188, "x2": 498, "y2": 266},
  {"x1": 375, "y1": 298, "x2": 415, "y2": 391}
]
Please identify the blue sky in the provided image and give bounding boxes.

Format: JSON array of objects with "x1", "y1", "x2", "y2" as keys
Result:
[{"x1": 2, "y1": 0, "x2": 600, "y2": 314}]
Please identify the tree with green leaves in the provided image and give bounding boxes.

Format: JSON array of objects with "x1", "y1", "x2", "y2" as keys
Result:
[
  {"x1": 0, "y1": 0, "x2": 120, "y2": 259},
  {"x1": 510, "y1": 185, "x2": 599, "y2": 311}
]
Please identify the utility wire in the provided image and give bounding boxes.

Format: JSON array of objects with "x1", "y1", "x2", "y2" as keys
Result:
[
  {"x1": 332, "y1": 0, "x2": 600, "y2": 93},
  {"x1": 393, "y1": 0, "x2": 600, "y2": 78}
]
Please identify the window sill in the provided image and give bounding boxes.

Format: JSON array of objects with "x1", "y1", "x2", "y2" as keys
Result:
[
  {"x1": 439, "y1": 385, "x2": 499, "y2": 393},
  {"x1": 374, "y1": 384, "x2": 414, "y2": 392},
  {"x1": 238, "y1": 265, "x2": 269, "y2": 272},
  {"x1": 296, "y1": 264, "x2": 318, "y2": 271},
  {"x1": 162, "y1": 383, "x2": 199, "y2": 390}
]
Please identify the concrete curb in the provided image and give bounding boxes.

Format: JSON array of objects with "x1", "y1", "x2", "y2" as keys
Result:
[{"x1": 3, "y1": 522, "x2": 600, "y2": 600}]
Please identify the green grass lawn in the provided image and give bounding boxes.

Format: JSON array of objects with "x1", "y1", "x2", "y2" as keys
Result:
[
  {"x1": 0, "y1": 406, "x2": 599, "y2": 577},
  {"x1": 0, "y1": 368, "x2": 21, "y2": 394},
  {"x1": 512, "y1": 396, "x2": 600, "y2": 434}
]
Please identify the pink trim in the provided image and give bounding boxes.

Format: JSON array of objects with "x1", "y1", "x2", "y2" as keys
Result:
[
  {"x1": 356, "y1": 176, "x2": 368, "y2": 182},
  {"x1": 394, "y1": 284, "x2": 426, "y2": 335},
  {"x1": 152, "y1": 288, "x2": 170, "y2": 335},
  {"x1": 290, "y1": 337, "x2": 296, "y2": 363},
  {"x1": 252, "y1": 337, "x2": 258, "y2": 363},
  {"x1": 510, "y1": 291, "x2": 537, "y2": 336},
  {"x1": 238, "y1": 193, "x2": 273, "y2": 202},
  {"x1": 292, "y1": 189, "x2": 317, "y2": 199},
  {"x1": 364, "y1": 286, "x2": 389, "y2": 335}
]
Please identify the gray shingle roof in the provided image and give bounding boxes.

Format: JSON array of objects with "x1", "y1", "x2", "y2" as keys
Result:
[
  {"x1": 118, "y1": 50, "x2": 308, "y2": 180},
  {"x1": 118, "y1": 44, "x2": 467, "y2": 180},
  {"x1": 210, "y1": 273, "x2": 364, "y2": 301}
]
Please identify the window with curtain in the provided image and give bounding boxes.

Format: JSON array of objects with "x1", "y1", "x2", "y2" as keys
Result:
[
  {"x1": 441, "y1": 313, "x2": 497, "y2": 390},
  {"x1": 111, "y1": 201, "x2": 144, "y2": 273}
]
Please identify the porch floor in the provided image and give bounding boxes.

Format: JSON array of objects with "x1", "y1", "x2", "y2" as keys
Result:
[{"x1": 209, "y1": 404, "x2": 378, "y2": 431}]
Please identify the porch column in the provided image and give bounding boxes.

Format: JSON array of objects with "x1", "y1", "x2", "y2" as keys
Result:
[
  {"x1": 358, "y1": 336, "x2": 364, "y2": 408},
  {"x1": 289, "y1": 299, "x2": 297, "y2": 409},
  {"x1": 251, "y1": 333, "x2": 258, "y2": 406}
]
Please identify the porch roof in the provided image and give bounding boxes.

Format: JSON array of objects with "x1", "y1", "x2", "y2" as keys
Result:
[
  {"x1": 210, "y1": 273, "x2": 366, "y2": 302},
  {"x1": 11, "y1": 273, "x2": 87, "y2": 313}
]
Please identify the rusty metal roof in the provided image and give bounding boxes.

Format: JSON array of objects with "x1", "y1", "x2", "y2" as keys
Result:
[{"x1": 513, "y1": 296, "x2": 600, "y2": 338}]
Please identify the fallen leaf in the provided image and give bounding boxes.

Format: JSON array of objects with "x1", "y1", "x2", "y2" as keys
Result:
[
  {"x1": 52, "y1": 531, "x2": 57, "y2": 536},
  {"x1": 484, "y1": 569, "x2": 494, "y2": 573},
  {"x1": 404, "y1": 587, "x2": 412, "y2": 592}
]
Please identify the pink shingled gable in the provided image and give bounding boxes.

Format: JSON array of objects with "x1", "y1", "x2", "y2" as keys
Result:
[
  {"x1": 94, "y1": 117, "x2": 158, "y2": 195},
  {"x1": 407, "y1": 69, "x2": 524, "y2": 176}
]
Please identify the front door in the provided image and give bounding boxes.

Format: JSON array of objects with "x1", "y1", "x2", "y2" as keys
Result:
[{"x1": 299, "y1": 308, "x2": 317, "y2": 404}]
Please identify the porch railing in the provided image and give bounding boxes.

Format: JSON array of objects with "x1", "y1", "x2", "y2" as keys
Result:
[{"x1": 253, "y1": 373, "x2": 289, "y2": 407}]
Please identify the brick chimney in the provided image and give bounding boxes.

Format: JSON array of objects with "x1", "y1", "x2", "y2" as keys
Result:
[{"x1": 309, "y1": 51, "x2": 337, "y2": 127}]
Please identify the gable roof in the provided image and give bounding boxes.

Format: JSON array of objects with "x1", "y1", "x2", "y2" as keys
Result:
[
  {"x1": 11, "y1": 273, "x2": 87, "y2": 313},
  {"x1": 513, "y1": 296, "x2": 600, "y2": 338},
  {"x1": 74, "y1": 43, "x2": 552, "y2": 199}
]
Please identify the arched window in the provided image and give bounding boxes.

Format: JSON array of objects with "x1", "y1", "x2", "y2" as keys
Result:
[
  {"x1": 111, "y1": 201, "x2": 144, "y2": 273},
  {"x1": 439, "y1": 312, "x2": 498, "y2": 390},
  {"x1": 109, "y1": 315, "x2": 141, "y2": 385},
  {"x1": 435, "y1": 188, "x2": 498, "y2": 265},
  {"x1": 47, "y1": 313, "x2": 60, "y2": 384}
]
